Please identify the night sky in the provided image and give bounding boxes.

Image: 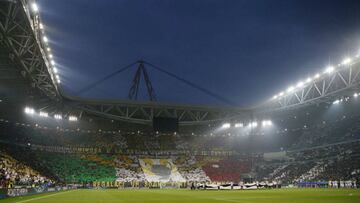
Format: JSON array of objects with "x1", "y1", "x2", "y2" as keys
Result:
[{"x1": 38, "y1": 0, "x2": 360, "y2": 107}]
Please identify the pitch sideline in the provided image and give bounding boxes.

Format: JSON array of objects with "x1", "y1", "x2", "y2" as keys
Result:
[{"x1": 15, "y1": 190, "x2": 76, "y2": 203}]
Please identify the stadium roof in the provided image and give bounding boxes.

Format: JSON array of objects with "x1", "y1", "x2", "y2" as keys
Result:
[{"x1": 0, "y1": 0, "x2": 359, "y2": 125}]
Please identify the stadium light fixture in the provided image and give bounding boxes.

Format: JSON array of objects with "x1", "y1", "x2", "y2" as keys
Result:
[
  {"x1": 279, "y1": 92, "x2": 284, "y2": 96},
  {"x1": 305, "y1": 77, "x2": 312, "y2": 83},
  {"x1": 333, "y1": 99, "x2": 340, "y2": 104},
  {"x1": 262, "y1": 120, "x2": 267, "y2": 126},
  {"x1": 342, "y1": 58, "x2": 352, "y2": 65},
  {"x1": 314, "y1": 73, "x2": 320, "y2": 79},
  {"x1": 54, "y1": 114, "x2": 62, "y2": 120},
  {"x1": 287, "y1": 86, "x2": 294, "y2": 93},
  {"x1": 49, "y1": 54, "x2": 53, "y2": 58},
  {"x1": 268, "y1": 120, "x2": 273, "y2": 126},
  {"x1": 262, "y1": 120, "x2": 273, "y2": 127},
  {"x1": 50, "y1": 60, "x2": 55, "y2": 65},
  {"x1": 39, "y1": 111, "x2": 48, "y2": 117},
  {"x1": 53, "y1": 67, "x2": 58, "y2": 73},
  {"x1": 55, "y1": 75, "x2": 59, "y2": 79},
  {"x1": 222, "y1": 123, "x2": 231, "y2": 129},
  {"x1": 69, "y1": 116, "x2": 78, "y2": 121},
  {"x1": 57, "y1": 79, "x2": 61, "y2": 84},
  {"x1": 235, "y1": 123, "x2": 243, "y2": 128},
  {"x1": 272, "y1": 95, "x2": 278, "y2": 100},
  {"x1": 47, "y1": 47, "x2": 51, "y2": 52},
  {"x1": 31, "y1": 3, "x2": 39, "y2": 13},
  {"x1": 325, "y1": 66, "x2": 334, "y2": 74},
  {"x1": 42, "y1": 36, "x2": 48, "y2": 43},
  {"x1": 249, "y1": 121, "x2": 258, "y2": 128},
  {"x1": 24, "y1": 107, "x2": 35, "y2": 115},
  {"x1": 296, "y1": 81, "x2": 304, "y2": 88},
  {"x1": 354, "y1": 93, "x2": 358, "y2": 98},
  {"x1": 39, "y1": 23, "x2": 44, "y2": 30}
]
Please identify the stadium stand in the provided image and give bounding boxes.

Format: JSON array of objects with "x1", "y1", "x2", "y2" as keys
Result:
[
  {"x1": 175, "y1": 156, "x2": 210, "y2": 183},
  {"x1": 0, "y1": 149, "x2": 53, "y2": 188},
  {"x1": 36, "y1": 153, "x2": 116, "y2": 183},
  {"x1": 1, "y1": 100, "x2": 360, "y2": 189},
  {"x1": 200, "y1": 157, "x2": 250, "y2": 182}
]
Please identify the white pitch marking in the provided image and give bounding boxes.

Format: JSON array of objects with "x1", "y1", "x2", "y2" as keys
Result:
[{"x1": 15, "y1": 190, "x2": 75, "y2": 203}]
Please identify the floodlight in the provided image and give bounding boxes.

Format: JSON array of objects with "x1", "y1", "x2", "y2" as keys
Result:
[
  {"x1": 222, "y1": 123, "x2": 231, "y2": 129},
  {"x1": 314, "y1": 73, "x2": 320, "y2": 79},
  {"x1": 39, "y1": 111, "x2": 48, "y2": 117},
  {"x1": 305, "y1": 78, "x2": 312, "y2": 83},
  {"x1": 53, "y1": 67, "x2": 58, "y2": 73},
  {"x1": 250, "y1": 121, "x2": 258, "y2": 128},
  {"x1": 57, "y1": 79, "x2": 61, "y2": 84},
  {"x1": 272, "y1": 95, "x2": 278, "y2": 100},
  {"x1": 267, "y1": 120, "x2": 273, "y2": 126},
  {"x1": 262, "y1": 120, "x2": 272, "y2": 127},
  {"x1": 54, "y1": 114, "x2": 62, "y2": 120},
  {"x1": 49, "y1": 54, "x2": 53, "y2": 58},
  {"x1": 287, "y1": 86, "x2": 294, "y2": 93},
  {"x1": 325, "y1": 66, "x2": 334, "y2": 74},
  {"x1": 50, "y1": 60, "x2": 55, "y2": 65},
  {"x1": 296, "y1": 81, "x2": 304, "y2": 88},
  {"x1": 47, "y1": 47, "x2": 51, "y2": 51},
  {"x1": 342, "y1": 58, "x2": 352, "y2": 65},
  {"x1": 279, "y1": 92, "x2": 284, "y2": 96},
  {"x1": 354, "y1": 93, "x2": 358, "y2": 98},
  {"x1": 39, "y1": 23, "x2": 44, "y2": 30},
  {"x1": 333, "y1": 100, "x2": 340, "y2": 104},
  {"x1": 24, "y1": 107, "x2": 35, "y2": 114},
  {"x1": 235, "y1": 123, "x2": 243, "y2": 128},
  {"x1": 55, "y1": 75, "x2": 59, "y2": 79},
  {"x1": 69, "y1": 116, "x2": 78, "y2": 121},
  {"x1": 262, "y1": 120, "x2": 267, "y2": 126},
  {"x1": 31, "y1": 3, "x2": 39, "y2": 13},
  {"x1": 42, "y1": 36, "x2": 48, "y2": 43}
]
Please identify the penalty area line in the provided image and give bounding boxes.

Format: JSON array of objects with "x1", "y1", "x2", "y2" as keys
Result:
[{"x1": 15, "y1": 190, "x2": 75, "y2": 203}]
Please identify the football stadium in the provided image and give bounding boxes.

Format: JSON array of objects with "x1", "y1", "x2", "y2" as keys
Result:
[{"x1": 0, "y1": 0, "x2": 360, "y2": 202}]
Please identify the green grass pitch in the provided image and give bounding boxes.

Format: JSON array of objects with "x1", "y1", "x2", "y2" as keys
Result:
[{"x1": 1, "y1": 188, "x2": 359, "y2": 203}]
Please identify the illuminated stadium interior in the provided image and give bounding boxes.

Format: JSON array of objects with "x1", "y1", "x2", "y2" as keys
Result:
[{"x1": 0, "y1": 0, "x2": 360, "y2": 202}]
